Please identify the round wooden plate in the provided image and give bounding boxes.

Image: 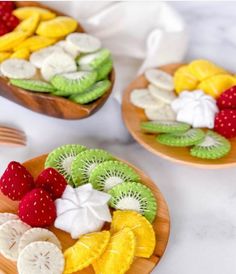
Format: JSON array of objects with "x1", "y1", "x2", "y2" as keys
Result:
[
  {"x1": 122, "y1": 63, "x2": 236, "y2": 168},
  {"x1": 0, "y1": 155, "x2": 170, "y2": 274}
]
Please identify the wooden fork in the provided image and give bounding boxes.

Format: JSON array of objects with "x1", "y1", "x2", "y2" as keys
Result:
[{"x1": 0, "y1": 126, "x2": 26, "y2": 147}]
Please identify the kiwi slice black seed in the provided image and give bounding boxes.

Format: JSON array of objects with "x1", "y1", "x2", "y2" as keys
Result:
[
  {"x1": 71, "y1": 149, "x2": 114, "y2": 186},
  {"x1": 45, "y1": 144, "x2": 87, "y2": 185},
  {"x1": 108, "y1": 182, "x2": 157, "y2": 223},
  {"x1": 141, "y1": 120, "x2": 190, "y2": 134},
  {"x1": 10, "y1": 79, "x2": 56, "y2": 93},
  {"x1": 96, "y1": 58, "x2": 113, "y2": 81},
  {"x1": 190, "y1": 130, "x2": 231, "y2": 159},
  {"x1": 89, "y1": 160, "x2": 141, "y2": 192}
]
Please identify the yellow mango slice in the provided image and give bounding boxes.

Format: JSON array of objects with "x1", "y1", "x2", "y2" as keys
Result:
[
  {"x1": 13, "y1": 7, "x2": 56, "y2": 21},
  {"x1": 0, "y1": 52, "x2": 11, "y2": 63},
  {"x1": 36, "y1": 16, "x2": 77, "y2": 38},
  {"x1": 10, "y1": 48, "x2": 30, "y2": 60},
  {"x1": 0, "y1": 31, "x2": 28, "y2": 51},
  {"x1": 14, "y1": 35, "x2": 57, "y2": 52},
  {"x1": 174, "y1": 65, "x2": 199, "y2": 94},
  {"x1": 198, "y1": 74, "x2": 236, "y2": 98},
  {"x1": 189, "y1": 59, "x2": 226, "y2": 81},
  {"x1": 14, "y1": 13, "x2": 40, "y2": 35}
]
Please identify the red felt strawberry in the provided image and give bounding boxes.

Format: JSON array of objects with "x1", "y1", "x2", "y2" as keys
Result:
[
  {"x1": 18, "y1": 188, "x2": 56, "y2": 227},
  {"x1": 217, "y1": 86, "x2": 236, "y2": 110},
  {"x1": 0, "y1": 161, "x2": 34, "y2": 201},
  {"x1": 0, "y1": 20, "x2": 9, "y2": 36},
  {"x1": 0, "y1": 1, "x2": 15, "y2": 13},
  {"x1": 214, "y1": 109, "x2": 236, "y2": 138},
  {"x1": 35, "y1": 168, "x2": 67, "y2": 200},
  {"x1": 1, "y1": 12, "x2": 19, "y2": 31}
]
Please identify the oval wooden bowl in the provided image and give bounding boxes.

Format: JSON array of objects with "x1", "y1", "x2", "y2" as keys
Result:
[
  {"x1": 0, "y1": 1, "x2": 115, "y2": 120},
  {"x1": 122, "y1": 63, "x2": 236, "y2": 168},
  {"x1": 0, "y1": 154, "x2": 170, "y2": 274}
]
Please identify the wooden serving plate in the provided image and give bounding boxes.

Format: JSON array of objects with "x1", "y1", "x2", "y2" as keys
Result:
[
  {"x1": 0, "y1": 154, "x2": 170, "y2": 274},
  {"x1": 122, "y1": 63, "x2": 236, "y2": 168},
  {"x1": 0, "y1": 1, "x2": 115, "y2": 120}
]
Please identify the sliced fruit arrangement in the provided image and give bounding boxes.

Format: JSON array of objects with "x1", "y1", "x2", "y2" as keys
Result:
[
  {"x1": 0, "y1": 5, "x2": 113, "y2": 105},
  {"x1": 130, "y1": 59, "x2": 236, "y2": 160}
]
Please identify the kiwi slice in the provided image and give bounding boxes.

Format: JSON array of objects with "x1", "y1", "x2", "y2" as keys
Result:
[
  {"x1": 71, "y1": 149, "x2": 114, "y2": 186},
  {"x1": 89, "y1": 160, "x2": 141, "y2": 192},
  {"x1": 45, "y1": 144, "x2": 87, "y2": 185},
  {"x1": 190, "y1": 130, "x2": 231, "y2": 159},
  {"x1": 108, "y1": 182, "x2": 157, "y2": 223},
  {"x1": 51, "y1": 71, "x2": 97, "y2": 95},
  {"x1": 96, "y1": 58, "x2": 113, "y2": 81},
  {"x1": 141, "y1": 120, "x2": 190, "y2": 134},
  {"x1": 157, "y1": 128, "x2": 205, "y2": 147},
  {"x1": 10, "y1": 79, "x2": 56, "y2": 93},
  {"x1": 69, "y1": 80, "x2": 111, "y2": 104}
]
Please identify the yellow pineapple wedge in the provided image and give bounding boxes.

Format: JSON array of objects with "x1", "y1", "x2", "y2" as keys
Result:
[
  {"x1": 10, "y1": 48, "x2": 30, "y2": 60},
  {"x1": 0, "y1": 31, "x2": 28, "y2": 51},
  {"x1": 0, "y1": 52, "x2": 11, "y2": 63},
  {"x1": 14, "y1": 13, "x2": 40, "y2": 36},
  {"x1": 13, "y1": 7, "x2": 56, "y2": 21}
]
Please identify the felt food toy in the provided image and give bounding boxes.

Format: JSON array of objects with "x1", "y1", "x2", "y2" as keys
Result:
[
  {"x1": 0, "y1": 31, "x2": 28, "y2": 51},
  {"x1": 13, "y1": 7, "x2": 56, "y2": 21},
  {"x1": 10, "y1": 48, "x2": 30, "y2": 59},
  {"x1": 54, "y1": 184, "x2": 112, "y2": 238},
  {"x1": 214, "y1": 109, "x2": 236, "y2": 138},
  {"x1": 171, "y1": 90, "x2": 219, "y2": 128},
  {"x1": 217, "y1": 86, "x2": 236, "y2": 110},
  {"x1": 0, "y1": 52, "x2": 11, "y2": 62},
  {"x1": 14, "y1": 13, "x2": 40, "y2": 35}
]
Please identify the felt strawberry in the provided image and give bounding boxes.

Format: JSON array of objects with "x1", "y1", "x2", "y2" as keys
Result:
[
  {"x1": 35, "y1": 168, "x2": 67, "y2": 200},
  {"x1": 18, "y1": 188, "x2": 56, "y2": 227},
  {"x1": 214, "y1": 109, "x2": 236, "y2": 138},
  {"x1": 0, "y1": 20, "x2": 9, "y2": 36},
  {"x1": 217, "y1": 86, "x2": 236, "y2": 110},
  {"x1": 0, "y1": 161, "x2": 34, "y2": 201},
  {"x1": 0, "y1": 1, "x2": 15, "y2": 13},
  {"x1": 1, "y1": 12, "x2": 19, "y2": 31}
]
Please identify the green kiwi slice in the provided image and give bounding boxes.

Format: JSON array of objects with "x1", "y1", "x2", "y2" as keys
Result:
[
  {"x1": 10, "y1": 79, "x2": 56, "y2": 93},
  {"x1": 51, "y1": 71, "x2": 97, "y2": 95},
  {"x1": 45, "y1": 144, "x2": 87, "y2": 185},
  {"x1": 157, "y1": 128, "x2": 205, "y2": 147},
  {"x1": 108, "y1": 182, "x2": 157, "y2": 223},
  {"x1": 96, "y1": 58, "x2": 113, "y2": 81},
  {"x1": 141, "y1": 120, "x2": 190, "y2": 134},
  {"x1": 71, "y1": 149, "x2": 114, "y2": 186},
  {"x1": 190, "y1": 130, "x2": 231, "y2": 159},
  {"x1": 69, "y1": 80, "x2": 111, "y2": 104},
  {"x1": 89, "y1": 161, "x2": 141, "y2": 192}
]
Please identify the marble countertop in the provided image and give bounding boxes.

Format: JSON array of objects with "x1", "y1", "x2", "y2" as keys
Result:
[{"x1": 0, "y1": 2, "x2": 236, "y2": 274}]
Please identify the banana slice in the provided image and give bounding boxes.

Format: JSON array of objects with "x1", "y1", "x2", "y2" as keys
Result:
[
  {"x1": 41, "y1": 51, "x2": 77, "y2": 81},
  {"x1": 0, "y1": 213, "x2": 18, "y2": 226},
  {"x1": 0, "y1": 220, "x2": 30, "y2": 261},
  {"x1": 17, "y1": 241, "x2": 64, "y2": 274},
  {"x1": 148, "y1": 84, "x2": 176, "y2": 104},
  {"x1": 55, "y1": 40, "x2": 80, "y2": 58},
  {"x1": 145, "y1": 69, "x2": 174, "y2": 91},
  {"x1": 1, "y1": 59, "x2": 36, "y2": 79},
  {"x1": 66, "y1": 33, "x2": 101, "y2": 53},
  {"x1": 145, "y1": 104, "x2": 176, "y2": 121},
  {"x1": 18, "y1": 228, "x2": 61, "y2": 252},
  {"x1": 130, "y1": 88, "x2": 164, "y2": 109}
]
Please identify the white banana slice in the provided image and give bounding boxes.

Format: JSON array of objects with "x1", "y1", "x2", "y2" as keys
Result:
[
  {"x1": 145, "y1": 104, "x2": 176, "y2": 121},
  {"x1": 55, "y1": 40, "x2": 80, "y2": 58},
  {"x1": 18, "y1": 228, "x2": 61, "y2": 252},
  {"x1": 0, "y1": 220, "x2": 30, "y2": 261},
  {"x1": 17, "y1": 241, "x2": 64, "y2": 274},
  {"x1": 1, "y1": 59, "x2": 36, "y2": 79},
  {"x1": 41, "y1": 51, "x2": 77, "y2": 81},
  {"x1": 148, "y1": 84, "x2": 176, "y2": 104},
  {"x1": 66, "y1": 33, "x2": 101, "y2": 53},
  {"x1": 130, "y1": 88, "x2": 164, "y2": 109},
  {"x1": 30, "y1": 46, "x2": 63, "y2": 69},
  {"x1": 145, "y1": 68, "x2": 174, "y2": 91},
  {"x1": 0, "y1": 213, "x2": 18, "y2": 226}
]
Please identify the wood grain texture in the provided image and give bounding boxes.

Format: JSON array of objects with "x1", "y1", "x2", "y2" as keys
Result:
[
  {"x1": 0, "y1": 155, "x2": 170, "y2": 274},
  {"x1": 122, "y1": 63, "x2": 236, "y2": 168},
  {"x1": 0, "y1": 1, "x2": 115, "y2": 120}
]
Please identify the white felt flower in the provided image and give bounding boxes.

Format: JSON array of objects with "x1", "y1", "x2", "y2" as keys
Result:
[
  {"x1": 171, "y1": 90, "x2": 219, "y2": 128},
  {"x1": 54, "y1": 184, "x2": 111, "y2": 239}
]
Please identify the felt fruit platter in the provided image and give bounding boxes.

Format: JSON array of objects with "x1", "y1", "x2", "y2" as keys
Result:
[
  {"x1": 0, "y1": 144, "x2": 170, "y2": 274},
  {"x1": 122, "y1": 61, "x2": 236, "y2": 168},
  {"x1": 0, "y1": 1, "x2": 115, "y2": 120}
]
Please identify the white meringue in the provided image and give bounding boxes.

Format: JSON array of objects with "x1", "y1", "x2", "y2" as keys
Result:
[
  {"x1": 171, "y1": 90, "x2": 219, "y2": 129},
  {"x1": 54, "y1": 184, "x2": 112, "y2": 239}
]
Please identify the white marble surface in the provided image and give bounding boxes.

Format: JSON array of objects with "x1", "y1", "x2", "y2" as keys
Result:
[{"x1": 0, "y1": 2, "x2": 236, "y2": 274}]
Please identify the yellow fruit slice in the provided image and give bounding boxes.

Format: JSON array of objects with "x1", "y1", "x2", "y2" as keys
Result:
[
  {"x1": 64, "y1": 231, "x2": 110, "y2": 274},
  {"x1": 111, "y1": 210, "x2": 156, "y2": 258},
  {"x1": 14, "y1": 35, "x2": 57, "y2": 52},
  {"x1": 14, "y1": 13, "x2": 40, "y2": 35},
  {"x1": 189, "y1": 59, "x2": 226, "y2": 81},
  {"x1": 93, "y1": 228, "x2": 136, "y2": 274},
  {"x1": 0, "y1": 52, "x2": 11, "y2": 63},
  {"x1": 174, "y1": 65, "x2": 199, "y2": 94},
  {"x1": 198, "y1": 74, "x2": 236, "y2": 98},
  {"x1": 13, "y1": 7, "x2": 56, "y2": 21},
  {"x1": 0, "y1": 31, "x2": 28, "y2": 51},
  {"x1": 36, "y1": 16, "x2": 77, "y2": 38},
  {"x1": 10, "y1": 48, "x2": 30, "y2": 60}
]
